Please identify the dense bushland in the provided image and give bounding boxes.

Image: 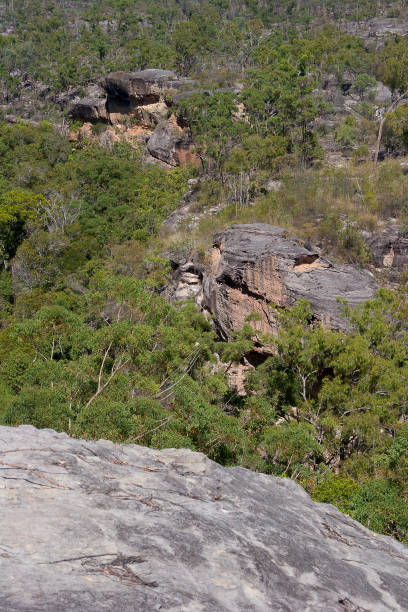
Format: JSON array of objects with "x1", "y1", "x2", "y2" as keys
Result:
[
  {"x1": 1, "y1": 1, "x2": 408, "y2": 544},
  {"x1": 1, "y1": 0, "x2": 404, "y2": 99}
]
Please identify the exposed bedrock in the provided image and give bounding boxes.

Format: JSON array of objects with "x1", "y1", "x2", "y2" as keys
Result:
[
  {"x1": 202, "y1": 224, "x2": 377, "y2": 338},
  {"x1": 68, "y1": 70, "x2": 197, "y2": 165},
  {"x1": 342, "y1": 16, "x2": 408, "y2": 41},
  {"x1": 103, "y1": 69, "x2": 187, "y2": 102},
  {"x1": 68, "y1": 96, "x2": 108, "y2": 122},
  {"x1": 69, "y1": 69, "x2": 189, "y2": 127},
  {"x1": 0, "y1": 425, "x2": 407, "y2": 612},
  {"x1": 147, "y1": 116, "x2": 197, "y2": 166},
  {"x1": 366, "y1": 224, "x2": 408, "y2": 279},
  {"x1": 171, "y1": 224, "x2": 378, "y2": 340}
]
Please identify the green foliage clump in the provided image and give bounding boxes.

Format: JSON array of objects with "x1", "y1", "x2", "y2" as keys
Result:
[
  {"x1": 335, "y1": 115, "x2": 359, "y2": 150},
  {"x1": 311, "y1": 474, "x2": 360, "y2": 514},
  {"x1": 241, "y1": 294, "x2": 408, "y2": 543}
]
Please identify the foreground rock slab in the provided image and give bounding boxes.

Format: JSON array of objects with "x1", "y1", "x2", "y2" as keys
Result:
[{"x1": 0, "y1": 425, "x2": 407, "y2": 611}]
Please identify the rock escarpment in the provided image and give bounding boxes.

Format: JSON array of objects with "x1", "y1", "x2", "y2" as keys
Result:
[
  {"x1": 342, "y1": 16, "x2": 408, "y2": 41},
  {"x1": 172, "y1": 224, "x2": 377, "y2": 340},
  {"x1": 103, "y1": 69, "x2": 185, "y2": 129},
  {"x1": 68, "y1": 69, "x2": 195, "y2": 166},
  {"x1": 1, "y1": 425, "x2": 407, "y2": 612}
]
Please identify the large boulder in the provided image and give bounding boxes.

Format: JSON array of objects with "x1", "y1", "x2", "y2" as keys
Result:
[
  {"x1": 68, "y1": 97, "x2": 108, "y2": 122},
  {"x1": 103, "y1": 70, "x2": 186, "y2": 127},
  {"x1": 147, "y1": 116, "x2": 198, "y2": 166},
  {"x1": 103, "y1": 69, "x2": 186, "y2": 104},
  {"x1": 200, "y1": 224, "x2": 377, "y2": 339},
  {"x1": 69, "y1": 70, "x2": 190, "y2": 128},
  {"x1": 1, "y1": 424, "x2": 407, "y2": 611}
]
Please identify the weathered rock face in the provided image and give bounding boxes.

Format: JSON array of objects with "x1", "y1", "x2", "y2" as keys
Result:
[
  {"x1": 1, "y1": 425, "x2": 407, "y2": 612},
  {"x1": 342, "y1": 16, "x2": 408, "y2": 41},
  {"x1": 68, "y1": 69, "x2": 197, "y2": 165},
  {"x1": 366, "y1": 224, "x2": 408, "y2": 279},
  {"x1": 69, "y1": 70, "x2": 188, "y2": 127},
  {"x1": 68, "y1": 96, "x2": 108, "y2": 123},
  {"x1": 103, "y1": 70, "x2": 185, "y2": 127},
  {"x1": 104, "y1": 69, "x2": 185, "y2": 103},
  {"x1": 147, "y1": 116, "x2": 198, "y2": 167},
  {"x1": 200, "y1": 224, "x2": 377, "y2": 339}
]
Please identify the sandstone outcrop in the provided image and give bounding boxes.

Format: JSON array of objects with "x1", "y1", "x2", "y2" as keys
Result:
[
  {"x1": 202, "y1": 224, "x2": 377, "y2": 338},
  {"x1": 104, "y1": 69, "x2": 186, "y2": 103},
  {"x1": 366, "y1": 224, "x2": 408, "y2": 279},
  {"x1": 147, "y1": 116, "x2": 197, "y2": 166},
  {"x1": 68, "y1": 96, "x2": 108, "y2": 123},
  {"x1": 1, "y1": 424, "x2": 407, "y2": 611},
  {"x1": 68, "y1": 69, "x2": 197, "y2": 165},
  {"x1": 103, "y1": 70, "x2": 185, "y2": 127},
  {"x1": 342, "y1": 16, "x2": 408, "y2": 41},
  {"x1": 69, "y1": 69, "x2": 188, "y2": 128},
  {"x1": 171, "y1": 224, "x2": 377, "y2": 339}
]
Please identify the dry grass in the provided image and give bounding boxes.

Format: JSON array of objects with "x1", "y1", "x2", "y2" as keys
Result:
[{"x1": 162, "y1": 158, "x2": 408, "y2": 264}]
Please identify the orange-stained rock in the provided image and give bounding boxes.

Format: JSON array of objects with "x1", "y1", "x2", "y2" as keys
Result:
[
  {"x1": 147, "y1": 117, "x2": 195, "y2": 166},
  {"x1": 79, "y1": 122, "x2": 92, "y2": 139},
  {"x1": 68, "y1": 70, "x2": 198, "y2": 166},
  {"x1": 69, "y1": 70, "x2": 189, "y2": 129},
  {"x1": 174, "y1": 146, "x2": 200, "y2": 168},
  {"x1": 200, "y1": 224, "x2": 377, "y2": 339},
  {"x1": 68, "y1": 130, "x2": 79, "y2": 142}
]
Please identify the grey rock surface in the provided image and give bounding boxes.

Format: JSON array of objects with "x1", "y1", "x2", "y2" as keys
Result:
[
  {"x1": 201, "y1": 224, "x2": 377, "y2": 338},
  {"x1": 0, "y1": 425, "x2": 407, "y2": 611},
  {"x1": 68, "y1": 70, "x2": 191, "y2": 129},
  {"x1": 147, "y1": 118, "x2": 195, "y2": 166},
  {"x1": 366, "y1": 224, "x2": 408, "y2": 279},
  {"x1": 103, "y1": 69, "x2": 187, "y2": 103},
  {"x1": 373, "y1": 82, "x2": 393, "y2": 105},
  {"x1": 68, "y1": 97, "x2": 108, "y2": 122},
  {"x1": 342, "y1": 17, "x2": 408, "y2": 41}
]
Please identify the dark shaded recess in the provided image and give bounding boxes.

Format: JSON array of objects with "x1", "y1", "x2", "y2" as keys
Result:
[{"x1": 294, "y1": 254, "x2": 319, "y2": 266}]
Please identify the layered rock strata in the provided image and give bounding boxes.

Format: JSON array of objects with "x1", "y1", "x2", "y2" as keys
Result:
[
  {"x1": 68, "y1": 70, "x2": 196, "y2": 165},
  {"x1": 177, "y1": 224, "x2": 377, "y2": 339},
  {"x1": 69, "y1": 69, "x2": 187, "y2": 126},
  {"x1": 0, "y1": 425, "x2": 407, "y2": 611}
]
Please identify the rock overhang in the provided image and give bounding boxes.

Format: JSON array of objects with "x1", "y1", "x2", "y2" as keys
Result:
[{"x1": 200, "y1": 224, "x2": 378, "y2": 337}]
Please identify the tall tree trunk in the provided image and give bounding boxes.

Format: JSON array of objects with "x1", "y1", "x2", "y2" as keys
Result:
[
  {"x1": 374, "y1": 93, "x2": 408, "y2": 169},
  {"x1": 374, "y1": 113, "x2": 386, "y2": 169}
]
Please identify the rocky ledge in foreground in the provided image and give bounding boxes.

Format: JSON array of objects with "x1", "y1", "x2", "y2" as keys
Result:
[{"x1": 0, "y1": 425, "x2": 407, "y2": 611}]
